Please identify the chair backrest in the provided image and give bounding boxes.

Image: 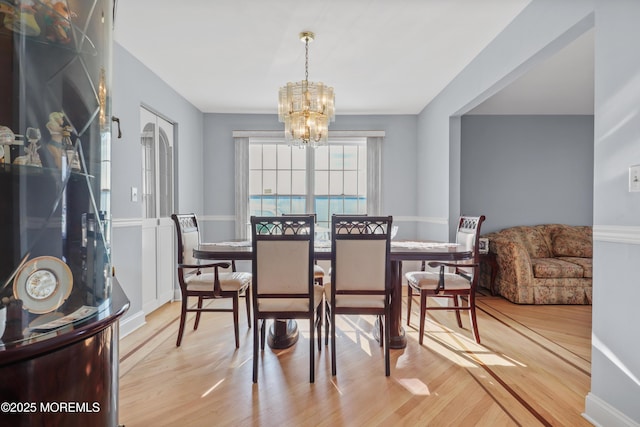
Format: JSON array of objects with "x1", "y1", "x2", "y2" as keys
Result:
[
  {"x1": 171, "y1": 213, "x2": 201, "y2": 276},
  {"x1": 251, "y1": 215, "x2": 315, "y2": 309},
  {"x1": 455, "y1": 215, "x2": 486, "y2": 277},
  {"x1": 331, "y1": 215, "x2": 393, "y2": 297}
]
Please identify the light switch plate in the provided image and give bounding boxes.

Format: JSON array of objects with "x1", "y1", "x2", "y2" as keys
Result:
[
  {"x1": 630, "y1": 165, "x2": 640, "y2": 192},
  {"x1": 131, "y1": 186, "x2": 138, "y2": 202}
]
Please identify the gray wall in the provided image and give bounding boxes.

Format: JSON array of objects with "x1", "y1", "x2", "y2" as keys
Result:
[
  {"x1": 460, "y1": 115, "x2": 594, "y2": 234},
  {"x1": 111, "y1": 42, "x2": 204, "y2": 324},
  {"x1": 417, "y1": 0, "x2": 639, "y2": 424},
  {"x1": 589, "y1": 0, "x2": 640, "y2": 423},
  {"x1": 200, "y1": 113, "x2": 419, "y2": 241}
]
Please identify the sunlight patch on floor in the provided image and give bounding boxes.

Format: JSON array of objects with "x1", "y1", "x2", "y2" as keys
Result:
[{"x1": 396, "y1": 378, "x2": 431, "y2": 396}]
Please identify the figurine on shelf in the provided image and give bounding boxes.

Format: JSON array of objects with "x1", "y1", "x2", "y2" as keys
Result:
[
  {"x1": 40, "y1": 112, "x2": 66, "y2": 169},
  {"x1": 13, "y1": 127, "x2": 43, "y2": 167},
  {"x1": 2, "y1": 0, "x2": 41, "y2": 37},
  {"x1": 42, "y1": 0, "x2": 75, "y2": 44}
]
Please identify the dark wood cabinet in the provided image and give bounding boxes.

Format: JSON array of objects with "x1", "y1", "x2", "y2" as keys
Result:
[{"x1": 0, "y1": 2, "x2": 126, "y2": 426}]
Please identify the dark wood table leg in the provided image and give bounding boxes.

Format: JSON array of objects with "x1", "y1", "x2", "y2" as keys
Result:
[
  {"x1": 267, "y1": 319, "x2": 299, "y2": 349},
  {"x1": 374, "y1": 260, "x2": 407, "y2": 349}
]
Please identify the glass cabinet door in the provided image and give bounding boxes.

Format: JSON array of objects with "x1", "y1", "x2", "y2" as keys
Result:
[{"x1": 0, "y1": 0, "x2": 114, "y2": 347}]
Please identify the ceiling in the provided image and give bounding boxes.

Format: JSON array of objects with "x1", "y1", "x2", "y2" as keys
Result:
[{"x1": 114, "y1": 0, "x2": 593, "y2": 116}]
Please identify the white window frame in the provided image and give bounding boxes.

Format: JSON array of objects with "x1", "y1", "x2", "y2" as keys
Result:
[{"x1": 234, "y1": 130, "x2": 384, "y2": 239}]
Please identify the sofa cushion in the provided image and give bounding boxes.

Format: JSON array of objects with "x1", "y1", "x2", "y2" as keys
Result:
[
  {"x1": 558, "y1": 257, "x2": 592, "y2": 278},
  {"x1": 551, "y1": 228, "x2": 592, "y2": 257},
  {"x1": 518, "y1": 226, "x2": 553, "y2": 258},
  {"x1": 531, "y1": 258, "x2": 584, "y2": 278}
]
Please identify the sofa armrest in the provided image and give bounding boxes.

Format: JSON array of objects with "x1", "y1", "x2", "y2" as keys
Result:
[{"x1": 491, "y1": 237, "x2": 534, "y2": 286}]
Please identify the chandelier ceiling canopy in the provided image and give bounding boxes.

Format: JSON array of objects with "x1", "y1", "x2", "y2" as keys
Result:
[{"x1": 278, "y1": 31, "x2": 335, "y2": 147}]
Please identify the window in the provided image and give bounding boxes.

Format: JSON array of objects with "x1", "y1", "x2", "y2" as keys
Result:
[
  {"x1": 249, "y1": 139, "x2": 367, "y2": 229},
  {"x1": 235, "y1": 131, "x2": 383, "y2": 238}
]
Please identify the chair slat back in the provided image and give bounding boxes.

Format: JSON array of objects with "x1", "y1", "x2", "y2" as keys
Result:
[
  {"x1": 251, "y1": 216, "x2": 315, "y2": 306},
  {"x1": 456, "y1": 215, "x2": 486, "y2": 276},
  {"x1": 171, "y1": 213, "x2": 200, "y2": 276},
  {"x1": 331, "y1": 215, "x2": 393, "y2": 297}
]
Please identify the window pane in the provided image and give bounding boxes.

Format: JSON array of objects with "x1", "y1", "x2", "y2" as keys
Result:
[
  {"x1": 249, "y1": 170, "x2": 262, "y2": 194},
  {"x1": 329, "y1": 171, "x2": 343, "y2": 195},
  {"x1": 277, "y1": 170, "x2": 291, "y2": 194},
  {"x1": 277, "y1": 196, "x2": 291, "y2": 215},
  {"x1": 291, "y1": 196, "x2": 306, "y2": 213},
  {"x1": 315, "y1": 170, "x2": 328, "y2": 194},
  {"x1": 358, "y1": 170, "x2": 367, "y2": 196},
  {"x1": 249, "y1": 145, "x2": 262, "y2": 169},
  {"x1": 263, "y1": 171, "x2": 276, "y2": 194},
  {"x1": 292, "y1": 146, "x2": 306, "y2": 169},
  {"x1": 343, "y1": 171, "x2": 358, "y2": 194},
  {"x1": 263, "y1": 144, "x2": 277, "y2": 169},
  {"x1": 343, "y1": 145, "x2": 358, "y2": 170},
  {"x1": 315, "y1": 145, "x2": 329, "y2": 170},
  {"x1": 344, "y1": 197, "x2": 359, "y2": 214},
  {"x1": 277, "y1": 145, "x2": 291, "y2": 169},
  {"x1": 249, "y1": 196, "x2": 262, "y2": 216},
  {"x1": 329, "y1": 145, "x2": 343, "y2": 169},
  {"x1": 329, "y1": 197, "x2": 343, "y2": 216},
  {"x1": 292, "y1": 170, "x2": 306, "y2": 194},
  {"x1": 358, "y1": 145, "x2": 366, "y2": 169},
  {"x1": 315, "y1": 197, "x2": 329, "y2": 227},
  {"x1": 262, "y1": 196, "x2": 276, "y2": 216}
]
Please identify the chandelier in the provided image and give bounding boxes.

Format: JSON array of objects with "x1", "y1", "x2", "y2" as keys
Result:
[{"x1": 278, "y1": 31, "x2": 335, "y2": 147}]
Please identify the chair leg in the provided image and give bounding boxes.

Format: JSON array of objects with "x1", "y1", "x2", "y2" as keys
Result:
[
  {"x1": 260, "y1": 320, "x2": 266, "y2": 350},
  {"x1": 176, "y1": 297, "x2": 188, "y2": 347},
  {"x1": 194, "y1": 297, "x2": 203, "y2": 330},
  {"x1": 316, "y1": 302, "x2": 322, "y2": 351},
  {"x1": 253, "y1": 314, "x2": 259, "y2": 383},
  {"x1": 406, "y1": 285, "x2": 413, "y2": 326},
  {"x1": 419, "y1": 292, "x2": 427, "y2": 345},
  {"x1": 245, "y1": 287, "x2": 251, "y2": 327},
  {"x1": 384, "y1": 312, "x2": 391, "y2": 377},
  {"x1": 331, "y1": 309, "x2": 337, "y2": 376},
  {"x1": 452, "y1": 296, "x2": 463, "y2": 328},
  {"x1": 310, "y1": 316, "x2": 315, "y2": 383},
  {"x1": 324, "y1": 301, "x2": 330, "y2": 346},
  {"x1": 233, "y1": 294, "x2": 240, "y2": 349},
  {"x1": 469, "y1": 294, "x2": 481, "y2": 344},
  {"x1": 378, "y1": 315, "x2": 383, "y2": 347}
]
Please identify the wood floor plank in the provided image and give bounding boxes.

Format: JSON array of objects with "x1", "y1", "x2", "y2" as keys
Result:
[{"x1": 119, "y1": 293, "x2": 592, "y2": 426}]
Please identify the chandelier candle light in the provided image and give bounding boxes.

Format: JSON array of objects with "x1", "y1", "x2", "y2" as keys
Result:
[{"x1": 278, "y1": 31, "x2": 335, "y2": 147}]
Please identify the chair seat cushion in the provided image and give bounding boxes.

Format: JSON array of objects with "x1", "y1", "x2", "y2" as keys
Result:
[
  {"x1": 186, "y1": 271, "x2": 251, "y2": 292},
  {"x1": 257, "y1": 284, "x2": 324, "y2": 312},
  {"x1": 405, "y1": 271, "x2": 471, "y2": 291}
]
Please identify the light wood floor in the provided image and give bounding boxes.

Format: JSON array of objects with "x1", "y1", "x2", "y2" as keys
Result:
[{"x1": 118, "y1": 290, "x2": 592, "y2": 427}]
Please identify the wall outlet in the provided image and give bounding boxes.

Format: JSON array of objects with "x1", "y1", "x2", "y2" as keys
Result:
[{"x1": 131, "y1": 186, "x2": 138, "y2": 202}]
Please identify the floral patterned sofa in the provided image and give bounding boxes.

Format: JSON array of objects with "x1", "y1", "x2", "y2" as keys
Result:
[{"x1": 482, "y1": 224, "x2": 592, "y2": 304}]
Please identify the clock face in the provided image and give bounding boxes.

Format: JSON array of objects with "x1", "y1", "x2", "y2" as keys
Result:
[
  {"x1": 25, "y1": 269, "x2": 59, "y2": 300},
  {"x1": 13, "y1": 256, "x2": 73, "y2": 314}
]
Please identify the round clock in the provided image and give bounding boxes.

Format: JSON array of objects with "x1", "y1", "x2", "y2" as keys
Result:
[{"x1": 13, "y1": 256, "x2": 73, "y2": 314}]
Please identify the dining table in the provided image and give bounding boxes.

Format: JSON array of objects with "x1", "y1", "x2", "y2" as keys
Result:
[{"x1": 193, "y1": 239, "x2": 472, "y2": 349}]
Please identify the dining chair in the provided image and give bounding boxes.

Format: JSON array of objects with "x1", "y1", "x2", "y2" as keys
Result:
[
  {"x1": 405, "y1": 215, "x2": 486, "y2": 344},
  {"x1": 171, "y1": 213, "x2": 252, "y2": 348},
  {"x1": 281, "y1": 212, "x2": 331, "y2": 348},
  {"x1": 329, "y1": 214, "x2": 393, "y2": 376},
  {"x1": 250, "y1": 215, "x2": 323, "y2": 383}
]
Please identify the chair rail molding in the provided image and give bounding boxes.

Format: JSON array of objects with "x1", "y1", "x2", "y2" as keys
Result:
[
  {"x1": 112, "y1": 217, "x2": 143, "y2": 228},
  {"x1": 593, "y1": 225, "x2": 640, "y2": 245}
]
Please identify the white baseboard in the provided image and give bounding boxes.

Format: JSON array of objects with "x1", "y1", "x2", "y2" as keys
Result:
[
  {"x1": 119, "y1": 310, "x2": 146, "y2": 338},
  {"x1": 584, "y1": 393, "x2": 640, "y2": 427}
]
